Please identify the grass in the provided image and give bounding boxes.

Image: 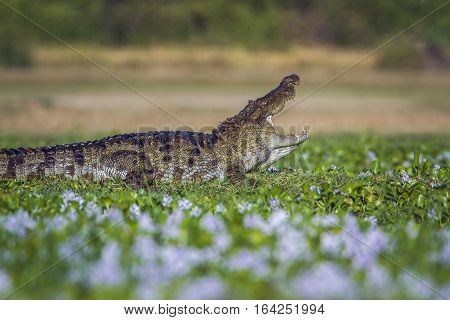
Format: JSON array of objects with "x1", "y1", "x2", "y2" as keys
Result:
[{"x1": 0, "y1": 133, "x2": 449, "y2": 299}]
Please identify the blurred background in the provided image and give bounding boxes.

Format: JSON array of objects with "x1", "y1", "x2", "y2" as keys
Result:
[{"x1": 0, "y1": 0, "x2": 449, "y2": 136}]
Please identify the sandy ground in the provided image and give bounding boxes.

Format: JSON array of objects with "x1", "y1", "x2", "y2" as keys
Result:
[{"x1": 0, "y1": 65, "x2": 449, "y2": 135}]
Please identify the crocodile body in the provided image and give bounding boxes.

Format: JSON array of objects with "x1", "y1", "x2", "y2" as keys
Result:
[{"x1": 0, "y1": 74, "x2": 309, "y2": 186}]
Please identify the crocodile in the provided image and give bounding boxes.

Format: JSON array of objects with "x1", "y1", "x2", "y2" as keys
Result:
[{"x1": 0, "y1": 74, "x2": 309, "y2": 187}]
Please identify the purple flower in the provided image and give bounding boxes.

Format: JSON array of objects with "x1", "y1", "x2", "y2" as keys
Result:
[
  {"x1": 312, "y1": 214, "x2": 339, "y2": 228},
  {"x1": 132, "y1": 235, "x2": 157, "y2": 261},
  {"x1": 293, "y1": 262, "x2": 358, "y2": 299},
  {"x1": 66, "y1": 208, "x2": 78, "y2": 221},
  {"x1": 405, "y1": 221, "x2": 418, "y2": 239},
  {"x1": 137, "y1": 214, "x2": 155, "y2": 232},
  {"x1": 213, "y1": 233, "x2": 231, "y2": 251},
  {"x1": 400, "y1": 170, "x2": 412, "y2": 184},
  {"x1": 200, "y1": 214, "x2": 224, "y2": 233},
  {"x1": 433, "y1": 164, "x2": 441, "y2": 170},
  {"x1": 190, "y1": 206, "x2": 201, "y2": 218},
  {"x1": 330, "y1": 164, "x2": 338, "y2": 170},
  {"x1": 243, "y1": 214, "x2": 266, "y2": 230},
  {"x1": 161, "y1": 194, "x2": 173, "y2": 208},
  {"x1": 400, "y1": 274, "x2": 436, "y2": 299},
  {"x1": 320, "y1": 232, "x2": 343, "y2": 254},
  {"x1": 366, "y1": 228, "x2": 388, "y2": 252},
  {"x1": 359, "y1": 171, "x2": 371, "y2": 178},
  {"x1": 178, "y1": 199, "x2": 192, "y2": 211},
  {"x1": 427, "y1": 207, "x2": 438, "y2": 220},
  {"x1": 227, "y1": 249, "x2": 269, "y2": 277},
  {"x1": 238, "y1": 202, "x2": 252, "y2": 213},
  {"x1": 268, "y1": 198, "x2": 280, "y2": 210},
  {"x1": 215, "y1": 203, "x2": 226, "y2": 213},
  {"x1": 162, "y1": 210, "x2": 184, "y2": 238},
  {"x1": 3, "y1": 209, "x2": 36, "y2": 238},
  {"x1": 366, "y1": 216, "x2": 377, "y2": 227},
  {"x1": 177, "y1": 276, "x2": 225, "y2": 299},
  {"x1": 161, "y1": 247, "x2": 201, "y2": 278},
  {"x1": 85, "y1": 201, "x2": 102, "y2": 217},
  {"x1": 441, "y1": 241, "x2": 450, "y2": 264},
  {"x1": 365, "y1": 264, "x2": 392, "y2": 297},
  {"x1": 129, "y1": 204, "x2": 141, "y2": 219},
  {"x1": 367, "y1": 151, "x2": 377, "y2": 162},
  {"x1": 309, "y1": 185, "x2": 321, "y2": 194},
  {"x1": 60, "y1": 190, "x2": 84, "y2": 212},
  {"x1": 45, "y1": 215, "x2": 68, "y2": 233},
  {"x1": 58, "y1": 235, "x2": 85, "y2": 259},
  {"x1": 90, "y1": 242, "x2": 124, "y2": 287},
  {"x1": 275, "y1": 227, "x2": 309, "y2": 263},
  {"x1": 268, "y1": 209, "x2": 288, "y2": 232},
  {"x1": 0, "y1": 269, "x2": 11, "y2": 294},
  {"x1": 106, "y1": 207, "x2": 123, "y2": 223}
]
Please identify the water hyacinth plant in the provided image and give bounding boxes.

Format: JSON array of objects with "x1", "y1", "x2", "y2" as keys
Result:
[{"x1": 0, "y1": 134, "x2": 448, "y2": 299}]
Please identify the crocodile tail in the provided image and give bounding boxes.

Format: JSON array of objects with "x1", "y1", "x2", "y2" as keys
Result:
[{"x1": 0, "y1": 143, "x2": 93, "y2": 181}]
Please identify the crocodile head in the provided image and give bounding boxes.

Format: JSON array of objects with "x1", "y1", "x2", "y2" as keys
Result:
[{"x1": 216, "y1": 74, "x2": 309, "y2": 172}]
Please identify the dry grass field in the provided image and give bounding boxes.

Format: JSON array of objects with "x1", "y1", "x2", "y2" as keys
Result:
[{"x1": 0, "y1": 46, "x2": 449, "y2": 136}]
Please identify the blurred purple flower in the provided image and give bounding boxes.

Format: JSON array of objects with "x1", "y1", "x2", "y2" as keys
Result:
[
  {"x1": 3, "y1": 209, "x2": 36, "y2": 238},
  {"x1": 268, "y1": 209, "x2": 288, "y2": 233},
  {"x1": 0, "y1": 269, "x2": 11, "y2": 294},
  {"x1": 60, "y1": 190, "x2": 84, "y2": 212},
  {"x1": 129, "y1": 204, "x2": 141, "y2": 219},
  {"x1": 276, "y1": 227, "x2": 309, "y2": 263},
  {"x1": 178, "y1": 276, "x2": 225, "y2": 299},
  {"x1": 400, "y1": 274, "x2": 436, "y2": 299},
  {"x1": 213, "y1": 233, "x2": 231, "y2": 251},
  {"x1": 312, "y1": 214, "x2": 339, "y2": 228},
  {"x1": 162, "y1": 210, "x2": 184, "y2": 238},
  {"x1": 215, "y1": 203, "x2": 226, "y2": 214},
  {"x1": 106, "y1": 207, "x2": 123, "y2": 223},
  {"x1": 365, "y1": 264, "x2": 393, "y2": 297},
  {"x1": 133, "y1": 235, "x2": 157, "y2": 261},
  {"x1": 85, "y1": 201, "x2": 102, "y2": 218},
  {"x1": 441, "y1": 241, "x2": 450, "y2": 264},
  {"x1": 178, "y1": 199, "x2": 192, "y2": 211},
  {"x1": 90, "y1": 242, "x2": 124, "y2": 287},
  {"x1": 45, "y1": 215, "x2": 68, "y2": 233},
  {"x1": 268, "y1": 198, "x2": 280, "y2": 210},
  {"x1": 227, "y1": 249, "x2": 269, "y2": 277},
  {"x1": 161, "y1": 194, "x2": 173, "y2": 208},
  {"x1": 427, "y1": 207, "x2": 438, "y2": 220},
  {"x1": 243, "y1": 214, "x2": 267, "y2": 232},
  {"x1": 330, "y1": 164, "x2": 338, "y2": 170},
  {"x1": 137, "y1": 214, "x2": 156, "y2": 232},
  {"x1": 201, "y1": 214, "x2": 224, "y2": 233},
  {"x1": 190, "y1": 206, "x2": 201, "y2": 218},
  {"x1": 238, "y1": 202, "x2": 252, "y2": 213},
  {"x1": 161, "y1": 247, "x2": 201, "y2": 278},
  {"x1": 293, "y1": 262, "x2": 358, "y2": 299},
  {"x1": 405, "y1": 221, "x2": 418, "y2": 239},
  {"x1": 367, "y1": 150, "x2": 377, "y2": 162},
  {"x1": 320, "y1": 232, "x2": 343, "y2": 254}
]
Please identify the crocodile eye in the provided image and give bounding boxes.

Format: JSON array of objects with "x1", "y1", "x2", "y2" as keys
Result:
[{"x1": 266, "y1": 115, "x2": 273, "y2": 126}]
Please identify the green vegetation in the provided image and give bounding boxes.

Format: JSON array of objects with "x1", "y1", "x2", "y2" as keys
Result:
[
  {"x1": 0, "y1": 0, "x2": 449, "y2": 66},
  {"x1": 0, "y1": 134, "x2": 448, "y2": 299}
]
